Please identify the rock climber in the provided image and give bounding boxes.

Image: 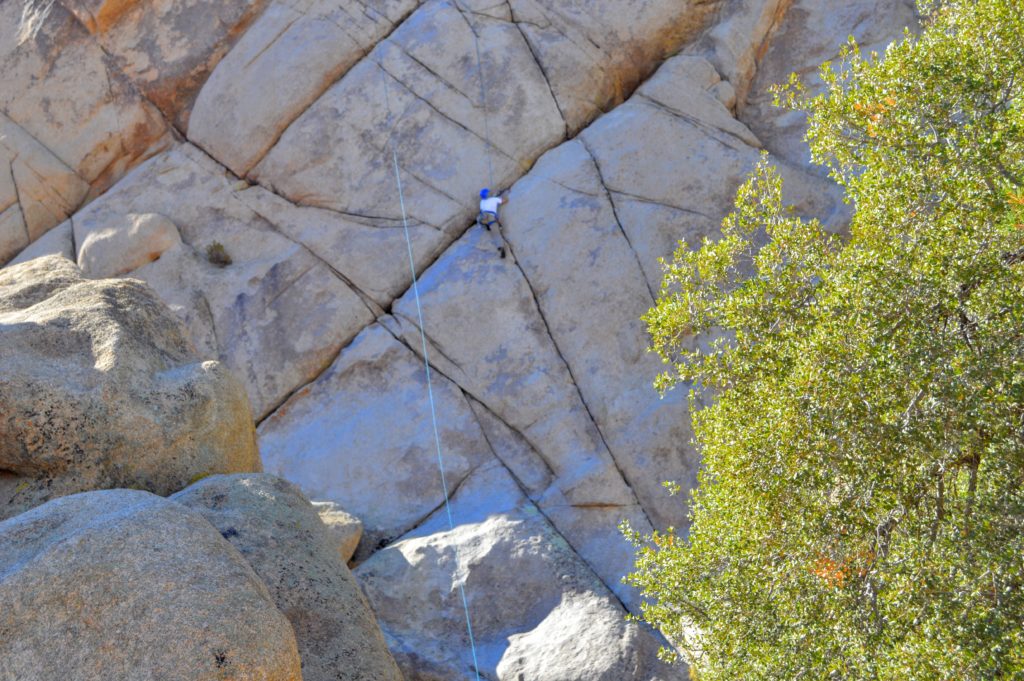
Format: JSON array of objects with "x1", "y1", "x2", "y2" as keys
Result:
[{"x1": 478, "y1": 187, "x2": 509, "y2": 258}]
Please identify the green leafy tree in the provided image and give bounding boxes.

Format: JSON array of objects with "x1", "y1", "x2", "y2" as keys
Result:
[{"x1": 627, "y1": 0, "x2": 1024, "y2": 678}]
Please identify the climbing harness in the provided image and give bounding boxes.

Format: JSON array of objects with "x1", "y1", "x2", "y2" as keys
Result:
[
  {"x1": 477, "y1": 211, "x2": 499, "y2": 229},
  {"x1": 378, "y1": 35, "x2": 486, "y2": 677}
]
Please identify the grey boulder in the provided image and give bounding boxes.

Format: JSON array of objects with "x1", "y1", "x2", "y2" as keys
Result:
[{"x1": 0, "y1": 489, "x2": 301, "y2": 681}]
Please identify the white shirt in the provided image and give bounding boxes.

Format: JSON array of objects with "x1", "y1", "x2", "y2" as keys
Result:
[{"x1": 480, "y1": 196, "x2": 503, "y2": 214}]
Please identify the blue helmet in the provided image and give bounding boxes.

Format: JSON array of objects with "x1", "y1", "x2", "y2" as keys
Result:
[{"x1": 480, "y1": 188, "x2": 490, "y2": 199}]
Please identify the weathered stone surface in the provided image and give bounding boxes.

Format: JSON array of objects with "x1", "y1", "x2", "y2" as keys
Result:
[
  {"x1": 251, "y1": 0, "x2": 561, "y2": 228},
  {"x1": 259, "y1": 323, "x2": 492, "y2": 558},
  {"x1": 0, "y1": 489, "x2": 301, "y2": 681},
  {"x1": 0, "y1": 1, "x2": 922, "y2": 676},
  {"x1": 386, "y1": 224, "x2": 651, "y2": 605},
  {"x1": 0, "y1": 205, "x2": 28, "y2": 267},
  {"x1": 9, "y1": 221, "x2": 74, "y2": 267},
  {"x1": 508, "y1": 0, "x2": 721, "y2": 133},
  {"x1": 0, "y1": 255, "x2": 259, "y2": 519},
  {"x1": 314, "y1": 500, "x2": 365, "y2": 563},
  {"x1": 496, "y1": 591, "x2": 672, "y2": 681},
  {"x1": 695, "y1": 0, "x2": 789, "y2": 108},
  {"x1": 68, "y1": 0, "x2": 272, "y2": 129},
  {"x1": 246, "y1": 0, "x2": 722, "y2": 306},
  {"x1": 68, "y1": 143, "x2": 375, "y2": 418},
  {"x1": 0, "y1": 0, "x2": 171, "y2": 195},
  {"x1": 0, "y1": 113, "x2": 90, "y2": 256},
  {"x1": 233, "y1": 182, "x2": 442, "y2": 307},
  {"x1": 78, "y1": 212, "x2": 182, "y2": 278},
  {"x1": 190, "y1": 0, "x2": 421, "y2": 175},
  {"x1": 743, "y1": 0, "x2": 919, "y2": 168},
  {"x1": 173, "y1": 474, "x2": 403, "y2": 681},
  {"x1": 356, "y1": 463, "x2": 683, "y2": 680}
]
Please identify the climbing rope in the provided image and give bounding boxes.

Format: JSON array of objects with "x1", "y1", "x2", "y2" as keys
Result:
[{"x1": 379, "y1": 65, "x2": 483, "y2": 681}]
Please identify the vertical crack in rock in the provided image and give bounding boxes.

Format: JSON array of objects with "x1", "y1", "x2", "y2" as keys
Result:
[
  {"x1": 377, "y1": 321, "x2": 641, "y2": 604},
  {"x1": 736, "y1": 0, "x2": 795, "y2": 116},
  {"x1": 100, "y1": 49, "x2": 129, "y2": 163},
  {"x1": 8, "y1": 158, "x2": 29, "y2": 244},
  {"x1": 499, "y1": 237, "x2": 647, "y2": 518},
  {"x1": 67, "y1": 213, "x2": 77, "y2": 260},
  {"x1": 464, "y1": 392, "x2": 558, "y2": 485},
  {"x1": 579, "y1": 136, "x2": 657, "y2": 302},
  {"x1": 506, "y1": 1, "x2": 568, "y2": 138},
  {"x1": 464, "y1": 399, "x2": 636, "y2": 614},
  {"x1": 198, "y1": 291, "x2": 222, "y2": 357}
]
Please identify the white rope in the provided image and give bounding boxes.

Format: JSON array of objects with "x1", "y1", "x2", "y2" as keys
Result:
[{"x1": 380, "y1": 65, "x2": 483, "y2": 681}]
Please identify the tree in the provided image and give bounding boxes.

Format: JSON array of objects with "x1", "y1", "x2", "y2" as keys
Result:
[{"x1": 626, "y1": 0, "x2": 1024, "y2": 678}]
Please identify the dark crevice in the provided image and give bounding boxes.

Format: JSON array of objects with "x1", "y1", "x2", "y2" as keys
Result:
[
  {"x1": 507, "y1": 0, "x2": 568, "y2": 138},
  {"x1": 183, "y1": 142, "x2": 384, "y2": 320},
  {"x1": 578, "y1": 136, "x2": 656, "y2": 302},
  {"x1": 243, "y1": 10, "x2": 303, "y2": 69},
  {"x1": 390, "y1": 310, "x2": 467, "y2": 373},
  {"x1": 8, "y1": 157, "x2": 29, "y2": 244},
  {"x1": 608, "y1": 188, "x2": 718, "y2": 222},
  {"x1": 254, "y1": 321, "x2": 366, "y2": 427},
  {"x1": 354, "y1": 455, "x2": 489, "y2": 564},
  {"x1": 244, "y1": 180, "x2": 442, "y2": 231},
  {"x1": 198, "y1": 291, "x2": 221, "y2": 355},
  {"x1": 635, "y1": 93, "x2": 759, "y2": 151},
  {"x1": 1, "y1": 115, "x2": 86, "y2": 189},
  {"x1": 399, "y1": 46, "x2": 479, "y2": 105},
  {"x1": 497, "y1": 234, "x2": 644, "y2": 517},
  {"x1": 385, "y1": 310, "x2": 565, "y2": 490},
  {"x1": 243, "y1": 200, "x2": 384, "y2": 317},
  {"x1": 68, "y1": 214, "x2": 77, "y2": 260},
  {"x1": 465, "y1": 393, "x2": 557, "y2": 488}
]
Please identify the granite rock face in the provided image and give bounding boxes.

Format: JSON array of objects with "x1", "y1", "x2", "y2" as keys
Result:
[
  {"x1": 2, "y1": 0, "x2": 919, "y2": 676},
  {"x1": 0, "y1": 489, "x2": 301, "y2": 681},
  {"x1": 0, "y1": 255, "x2": 259, "y2": 520}
]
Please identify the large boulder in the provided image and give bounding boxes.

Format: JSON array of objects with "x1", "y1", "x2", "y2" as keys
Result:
[
  {"x1": 0, "y1": 255, "x2": 260, "y2": 520},
  {"x1": 0, "y1": 489, "x2": 301, "y2": 681},
  {"x1": 356, "y1": 463, "x2": 682, "y2": 680},
  {"x1": 173, "y1": 473, "x2": 404, "y2": 681},
  {"x1": 65, "y1": 143, "x2": 376, "y2": 420},
  {"x1": 77, "y1": 212, "x2": 183, "y2": 279}
]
